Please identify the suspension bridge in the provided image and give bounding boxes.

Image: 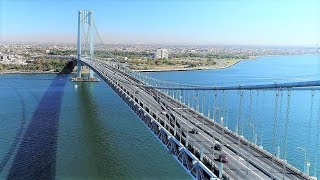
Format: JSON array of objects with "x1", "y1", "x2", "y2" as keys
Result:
[{"x1": 74, "y1": 10, "x2": 320, "y2": 180}]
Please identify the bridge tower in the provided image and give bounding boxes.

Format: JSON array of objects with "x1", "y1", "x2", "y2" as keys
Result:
[{"x1": 73, "y1": 10, "x2": 99, "y2": 82}]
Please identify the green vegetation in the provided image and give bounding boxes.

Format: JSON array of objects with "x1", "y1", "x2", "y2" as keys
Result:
[
  {"x1": 128, "y1": 58, "x2": 218, "y2": 70},
  {"x1": 95, "y1": 50, "x2": 153, "y2": 60},
  {"x1": 170, "y1": 52, "x2": 249, "y2": 59},
  {"x1": 39, "y1": 49, "x2": 246, "y2": 71},
  {"x1": 94, "y1": 50, "x2": 248, "y2": 70},
  {"x1": 48, "y1": 50, "x2": 76, "y2": 56},
  {"x1": 95, "y1": 50, "x2": 248, "y2": 60},
  {"x1": 0, "y1": 59, "x2": 73, "y2": 73}
]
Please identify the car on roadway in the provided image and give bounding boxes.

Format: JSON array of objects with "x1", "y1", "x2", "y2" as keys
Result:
[
  {"x1": 190, "y1": 128, "x2": 198, "y2": 134},
  {"x1": 214, "y1": 143, "x2": 222, "y2": 151},
  {"x1": 176, "y1": 122, "x2": 180, "y2": 128},
  {"x1": 161, "y1": 111, "x2": 167, "y2": 115},
  {"x1": 181, "y1": 130, "x2": 187, "y2": 137},
  {"x1": 219, "y1": 154, "x2": 228, "y2": 163}
]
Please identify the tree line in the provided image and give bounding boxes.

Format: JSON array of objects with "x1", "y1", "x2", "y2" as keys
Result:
[{"x1": 0, "y1": 59, "x2": 73, "y2": 73}]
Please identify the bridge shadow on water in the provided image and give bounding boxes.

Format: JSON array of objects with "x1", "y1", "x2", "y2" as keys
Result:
[
  {"x1": 75, "y1": 82, "x2": 125, "y2": 178},
  {"x1": 0, "y1": 82, "x2": 27, "y2": 174},
  {"x1": 7, "y1": 64, "x2": 72, "y2": 180}
]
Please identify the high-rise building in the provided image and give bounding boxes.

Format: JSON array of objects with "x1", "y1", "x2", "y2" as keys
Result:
[{"x1": 154, "y1": 48, "x2": 169, "y2": 59}]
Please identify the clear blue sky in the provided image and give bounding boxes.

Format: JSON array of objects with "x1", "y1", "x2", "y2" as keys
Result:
[{"x1": 1, "y1": 0, "x2": 319, "y2": 46}]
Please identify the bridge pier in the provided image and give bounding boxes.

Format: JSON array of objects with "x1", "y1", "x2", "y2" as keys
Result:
[
  {"x1": 89, "y1": 69, "x2": 95, "y2": 78},
  {"x1": 77, "y1": 60, "x2": 82, "y2": 78}
]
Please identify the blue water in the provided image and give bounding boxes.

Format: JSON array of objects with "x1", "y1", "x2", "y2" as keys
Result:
[
  {"x1": 0, "y1": 74, "x2": 190, "y2": 179},
  {"x1": 0, "y1": 55, "x2": 319, "y2": 179},
  {"x1": 146, "y1": 55, "x2": 320, "y2": 178}
]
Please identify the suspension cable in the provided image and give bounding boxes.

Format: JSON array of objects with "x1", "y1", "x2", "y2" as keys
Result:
[
  {"x1": 272, "y1": 90, "x2": 280, "y2": 166},
  {"x1": 238, "y1": 90, "x2": 243, "y2": 136},
  {"x1": 207, "y1": 91, "x2": 211, "y2": 118},
  {"x1": 260, "y1": 90, "x2": 265, "y2": 147},
  {"x1": 201, "y1": 90, "x2": 205, "y2": 114},
  {"x1": 307, "y1": 90, "x2": 315, "y2": 162},
  {"x1": 222, "y1": 90, "x2": 226, "y2": 126},
  {"x1": 249, "y1": 90, "x2": 254, "y2": 142},
  {"x1": 282, "y1": 89, "x2": 292, "y2": 178},
  {"x1": 246, "y1": 90, "x2": 252, "y2": 178},
  {"x1": 196, "y1": 90, "x2": 199, "y2": 112},
  {"x1": 236, "y1": 89, "x2": 244, "y2": 179},
  {"x1": 213, "y1": 90, "x2": 218, "y2": 122},
  {"x1": 315, "y1": 91, "x2": 320, "y2": 177},
  {"x1": 278, "y1": 90, "x2": 283, "y2": 157},
  {"x1": 90, "y1": 17, "x2": 320, "y2": 91},
  {"x1": 255, "y1": 90, "x2": 259, "y2": 144},
  {"x1": 225, "y1": 91, "x2": 229, "y2": 128}
]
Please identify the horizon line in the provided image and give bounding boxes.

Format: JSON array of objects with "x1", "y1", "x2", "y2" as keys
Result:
[{"x1": 0, "y1": 41, "x2": 318, "y2": 48}]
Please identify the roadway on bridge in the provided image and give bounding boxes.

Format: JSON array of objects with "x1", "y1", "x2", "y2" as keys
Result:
[{"x1": 83, "y1": 59, "x2": 308, "y2": 180}]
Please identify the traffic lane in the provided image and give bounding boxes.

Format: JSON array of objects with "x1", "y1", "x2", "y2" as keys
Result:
[
  {"x1": 193, "y1": 118, "x2": 293, "y2": 180},
  {"x1": 120, "y1": 82, "x2": 248, "y2": 177},
  {"x1": 121, "y1": 82, "x2": 176, "y2": 133},
  {"x1": 166, "y1": 106, "x2": 267, "y2": 179},
  {"x1": 171, "y1": 100, "x2": 299, "y2": 180},
  {"x1": 166, "y1": 96, "x2": 303, "y2": 180},
  {"x1": 96, "y1": 62, "x2": 304, "y2": 180},
  {"x1": 113, "y1": 71, "x2": 275, "y2": 180},
  {"x1": 99, "y1": 65, "x2": 300, "y2": 180},
  {"x1": 174, "y1": 115, "x2": 268, "y2": 180},
  {"x1": 154, "y1": 92, "x2": 269, "y2": 179},
  {"x1": 121, "y1": 85, "x2": 246, "y2": 179},
  {"x1": 175, "y1": 108, "x2": 292, "y2": 179}
]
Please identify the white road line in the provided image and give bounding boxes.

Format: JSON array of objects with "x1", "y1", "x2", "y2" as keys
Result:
[
  {"x1": 173, "y1": 111, "x2": 265, "y2": 180},
  {"x1": 108, "y1": 67, "x2": 269, "y2": 180},
  {"x1": 179, "y1": 109, "x2": 277, "y2": 179}
]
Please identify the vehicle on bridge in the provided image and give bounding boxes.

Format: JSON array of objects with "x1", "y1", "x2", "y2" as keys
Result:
[
  {"x1": 214, "y1": 143, "x2": 222, "y2": 151},
  {"x1": 219, "y1": 154, "x2": 228, "y2": 163},
  {"x1": 190, "y1": 127, "x2": 199, "y2": 134}
]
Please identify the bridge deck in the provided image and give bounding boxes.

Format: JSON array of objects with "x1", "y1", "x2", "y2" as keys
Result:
[{"x1": 81, "y1": 59, "x2": 310, "y2": 180}]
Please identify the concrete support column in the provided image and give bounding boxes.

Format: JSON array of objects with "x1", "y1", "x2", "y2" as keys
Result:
[
  {"x1": 89, "y1": 69, "x2": 94, "y2": 78},
  {"x1": 88, "y1": 10, "x2": 95, "y2": 79},
  {"x1": 77, "y1": 10, "x2": 82, "y2": 78}
]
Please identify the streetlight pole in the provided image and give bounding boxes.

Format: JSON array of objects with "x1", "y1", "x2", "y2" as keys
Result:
[
  {"x1": 297, "y1": 146, "x2": 307, "y2": 173},
  {"x1": 187, "y1": 92, "x2": 190, "y2": 107}
]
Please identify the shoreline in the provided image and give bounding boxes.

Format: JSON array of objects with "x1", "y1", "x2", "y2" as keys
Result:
[
  {"x1": 0, "y1": 71, "x2": 60, "y2": 74},
  {"x1": 134, "y1": 59, "x2": 243, "y2": 72},
  {"x1": 0, "y1": 71, "x2": 77, "y2": 74},
  {"x1": 0, "y1": 60, "x2": 243, "y2": 74}
]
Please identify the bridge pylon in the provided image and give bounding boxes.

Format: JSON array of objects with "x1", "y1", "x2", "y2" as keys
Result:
[{"x1": 72, "y1": 10, "x2": 99, "y2": 82}]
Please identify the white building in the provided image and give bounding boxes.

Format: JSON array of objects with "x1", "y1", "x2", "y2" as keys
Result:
[
  {"x1": 0, "y1": 54, "x2": 26, "y2": 65},
  {"x1": 154, "y1": 48, "x2": 169, "y2": 59}
]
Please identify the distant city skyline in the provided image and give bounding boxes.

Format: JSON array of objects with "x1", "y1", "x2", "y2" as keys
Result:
[{"x1": 1, "y1": 0, "x2": 319, "y2": 46}]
